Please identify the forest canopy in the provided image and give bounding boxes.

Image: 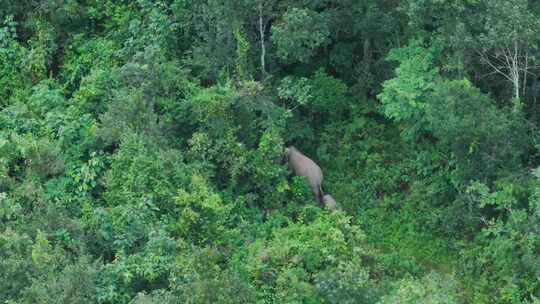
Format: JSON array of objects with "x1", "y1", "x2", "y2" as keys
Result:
[{"x1": 1, "y1": 1, "x2": 540, "y2": 303}]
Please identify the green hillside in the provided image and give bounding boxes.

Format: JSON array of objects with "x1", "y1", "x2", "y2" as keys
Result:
[{"x1": 1, "y1": 1, "x2": 539, "y2": 303}]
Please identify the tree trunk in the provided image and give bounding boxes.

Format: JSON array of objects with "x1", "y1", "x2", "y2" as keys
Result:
[{"x1": 258, "y1": 2, "x2": 267, "y2": 78}]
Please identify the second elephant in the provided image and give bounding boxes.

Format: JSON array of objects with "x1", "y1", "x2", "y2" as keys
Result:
[{"x1": 322, "y1": 194, "x2": 337, "y2": 210}]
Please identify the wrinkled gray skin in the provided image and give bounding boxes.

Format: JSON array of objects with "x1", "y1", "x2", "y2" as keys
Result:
[
  {"x1": 285, "y1": 146, "x2": 324, "y2": 204},
  {"x1": 322, "y1": 194, "x2": 337, "y2": 210}
]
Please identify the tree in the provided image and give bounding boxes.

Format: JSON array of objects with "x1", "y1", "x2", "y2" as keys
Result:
[
  {"x1": 271, "y1": 7, "x2": 331, "y2": 63},
  {"x1": 467, "y1": 0, "x2": 540, "y2": 101},
  {"x1": 425, "y1": 79, "x2": 528, "y2": 182},
  {"x1": 0, "y1": 16, "x2": 30, "y2": 106},
  {"x1": 378, "y1": 39, "x2": 441, "y2": 140},
  {"x1": 378, "y1": 272, "x2": 460, "y2": 304}
]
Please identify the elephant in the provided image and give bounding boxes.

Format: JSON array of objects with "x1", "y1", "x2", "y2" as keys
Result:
[
  {"x1": 322, "y1": 194, "x2": 337, "y2": 210},
  {"x1": 285, "y1": 146, "x2": 324, "y2": 204}
]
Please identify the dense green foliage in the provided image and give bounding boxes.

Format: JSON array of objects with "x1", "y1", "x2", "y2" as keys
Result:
[{"x1": 1, "y1": 1, "x2": 540, "y2": 303}]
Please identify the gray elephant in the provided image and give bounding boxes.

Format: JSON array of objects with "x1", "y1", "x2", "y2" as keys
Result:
[
  {"x1": 322, "y1": 194, "x2": 337, "y2": 210},
  {"x1": 285, "y1": 146, "x2": 324, "y2": 204}
]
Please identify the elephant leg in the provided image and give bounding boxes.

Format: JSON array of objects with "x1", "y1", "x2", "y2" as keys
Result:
[{"x1": 311, "y1": 184, "x2": 323, "y2": 204}]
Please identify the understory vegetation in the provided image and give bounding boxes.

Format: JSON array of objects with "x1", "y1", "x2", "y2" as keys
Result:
[{"x1": 1, "y1": 1, "x2": 540, "y2": 303}]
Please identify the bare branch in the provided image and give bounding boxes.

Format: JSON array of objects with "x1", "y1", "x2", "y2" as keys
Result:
[
  {"x1": 477, "y1": 50, "x2": 514, "y2": 82},
  {"x1": 479, "y1": 71, "x2": 501, "y2": 79}
]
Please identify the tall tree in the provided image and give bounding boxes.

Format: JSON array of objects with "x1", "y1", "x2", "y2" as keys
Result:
[{"x1": 467, "y1": 0, "x2": 540, "y2": 101}]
